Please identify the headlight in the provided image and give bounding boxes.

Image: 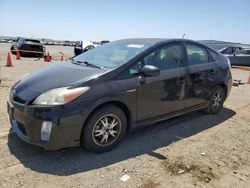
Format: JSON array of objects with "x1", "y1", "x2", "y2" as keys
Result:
[{"x1": 33, "y1": 87, "x2": 89, "y2": 105}]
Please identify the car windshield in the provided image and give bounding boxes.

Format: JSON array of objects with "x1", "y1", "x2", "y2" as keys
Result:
[{"x1": 73, "y1": 41, "x2": 152, "y2": 68}]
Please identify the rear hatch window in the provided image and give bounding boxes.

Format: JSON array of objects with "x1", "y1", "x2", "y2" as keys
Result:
[{"x1": 25, "y1": 39, "x2": 41, "y2": 44}]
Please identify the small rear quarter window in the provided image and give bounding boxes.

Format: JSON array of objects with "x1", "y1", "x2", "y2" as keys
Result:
[{"x1": 208, "y1": 49, "x2": 218, "y2": 62}]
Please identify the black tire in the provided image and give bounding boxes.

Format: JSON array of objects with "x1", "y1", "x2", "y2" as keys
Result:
[
  {"x1": 203, "y1": 86, "x2": 225, "y2": 114},
  {"x1": 81, "y1": 105, "x2": 127, "y2": 152}
]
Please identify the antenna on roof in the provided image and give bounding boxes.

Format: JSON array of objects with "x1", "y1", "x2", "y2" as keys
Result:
[{"x1": 182, "y1": 33, "x2": 186, "y2": 39}]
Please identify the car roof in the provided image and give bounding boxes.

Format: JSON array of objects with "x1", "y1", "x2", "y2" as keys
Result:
[
  {"x1": 115, "y1": 38, "x2": 200, "y2": 45},
  {"x1": 225, "y1": 46, "x2": 242, "y2": 48}
]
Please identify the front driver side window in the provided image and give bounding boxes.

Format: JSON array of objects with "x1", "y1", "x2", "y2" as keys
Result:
[
  {"x1": 144, "y1": 44, "x2": 184, "y2": 70},
  {"x1": 129, "y1": 44, "x2": 184, "y2": 75}
]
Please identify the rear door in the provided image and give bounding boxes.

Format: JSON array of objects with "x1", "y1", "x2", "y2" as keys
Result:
[{"x1": 185, "y1": 43, "x2": 217, "y2": 108}]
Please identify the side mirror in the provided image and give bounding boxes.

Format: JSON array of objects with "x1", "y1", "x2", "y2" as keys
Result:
[{"x1": 140, "y1": 65, "x2": 160, "y2": 77}]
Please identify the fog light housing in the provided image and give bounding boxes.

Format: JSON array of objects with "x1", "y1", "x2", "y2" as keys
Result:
[{"x1": 41, "y1": 121, "x2": 52, "y2": 141}]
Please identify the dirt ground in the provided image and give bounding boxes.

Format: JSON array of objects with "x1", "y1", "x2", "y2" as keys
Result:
[{"x1": 0, "y1": 43, "x2": 250, "y2": 188}]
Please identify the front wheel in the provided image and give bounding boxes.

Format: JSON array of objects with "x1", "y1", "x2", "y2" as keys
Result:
[
  {"x1": 81, "y1": 105, "x2": 127, "y2": 152},
  {"x1": 203, "y1": 86, "x2": 225, "y2": 114}
]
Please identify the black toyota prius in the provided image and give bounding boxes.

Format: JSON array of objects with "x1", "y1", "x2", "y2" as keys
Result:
[{"x1": 8, "y1": 38, "x2": 232, "y2": 152}]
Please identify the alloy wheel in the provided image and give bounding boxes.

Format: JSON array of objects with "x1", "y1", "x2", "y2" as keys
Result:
[
  {"x1": 92, "y1": 114, "x2": 122, "y2": 147},
  {"x1": 211, "y1": 92, "x2": 222, "y2": 110}
]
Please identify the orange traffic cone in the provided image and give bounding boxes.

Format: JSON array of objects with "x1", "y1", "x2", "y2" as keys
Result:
[
  {"x1": 44, "y1": 52, "x2": 51, "y2": 62},
  {"x1": 6, "y1": 52, "x2": 13, "y2": 67},
  {"x1": 60, "y1": 55, "x2": 64, "y2": 61},
  {"x1": 45, "y1": 52, "x2": 49, "y2": 62},
  {"x1": 247, "y1": 75, "x2": 250, "y2": 84},
  {"x1": 47, "y1": 52, "x2": 51, "y2": 62},
  {"x1": 16, "y1": 50, "x2": 21, "y2": 60},
  {"x1": 44, "y1": 54, "x2": 47, "y2": 62}
]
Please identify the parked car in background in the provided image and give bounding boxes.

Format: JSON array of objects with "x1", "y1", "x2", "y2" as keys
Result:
[
  {"x1": 63, "y1": 41, "x2": 75, "y2": 46},
  {"x1": 218, "y1": 46, "x2": 242, "y2": 55},
  {"x1": 0, "y1": 39, "x2": 7, "y2": 43},
  {"x1": 74, "y1": 40, "x2": 98, "y2": 56},
  {"x1": 100, "y1": 40, "x2": 110, "y2": 45},
  {"x1": 45, "y1": 41, "x2": 56, "y2": 45},
  {"x1": 8, "y1": 38, "x2": 232, "y2": 152},
  {"x1": 227, "y1": 48, "x2": 250, "y2": 66},
  {"x1": 10, "y1": 37, "x2": 45, "y2": 57}
]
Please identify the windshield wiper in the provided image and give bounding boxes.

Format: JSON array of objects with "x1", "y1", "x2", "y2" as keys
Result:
[
  {"x1": 79, "y1": 61, "x2": 102, "y2": 69},
  {"x1": 69, "y1": 58, "x2": 102, "y2": 69},
  {"x1": 69, "y1": 57, "x2": 77, "y2": 63}
]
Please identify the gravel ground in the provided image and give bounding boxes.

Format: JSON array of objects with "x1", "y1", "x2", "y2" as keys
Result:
[{"x1": 0, "y1": 43, "x2": 250, "y2": 188}]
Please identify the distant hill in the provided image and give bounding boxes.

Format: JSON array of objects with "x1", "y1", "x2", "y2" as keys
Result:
[
  {"x1": 1, "y1": 35, "x2": 249, "y2": 50},
  {"x1": 0, "y1": 35, "x2": 78, "y2": 45},
  {"x1": 198, "y1": 40, "x2": 250, "y2": 50}
]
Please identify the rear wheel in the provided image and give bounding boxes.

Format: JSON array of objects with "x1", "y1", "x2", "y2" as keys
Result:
[
  {"x1": 81, "y1": 105, "x2": 127, "y2": 152},
  {"x1": 203, "y1": 86, "x2": 225, "y2": 114}
]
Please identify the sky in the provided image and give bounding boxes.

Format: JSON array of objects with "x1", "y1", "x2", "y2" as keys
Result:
[{"x1": 0, "y1": 0, "x2": 249, "y2": 43}]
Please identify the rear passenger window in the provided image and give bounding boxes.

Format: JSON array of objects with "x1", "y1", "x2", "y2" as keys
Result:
[{"x1": 186, "y1": 45, "x2": 209, "y2": 65}]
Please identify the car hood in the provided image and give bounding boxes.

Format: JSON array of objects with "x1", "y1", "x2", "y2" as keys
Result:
[{"x1": 12, "y1": 61, "x2": 109, "y2": 103}]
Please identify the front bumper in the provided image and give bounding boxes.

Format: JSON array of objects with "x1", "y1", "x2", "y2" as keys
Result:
[{"x1": 7, "y1": 100, "x2": 87, "y2": 150}]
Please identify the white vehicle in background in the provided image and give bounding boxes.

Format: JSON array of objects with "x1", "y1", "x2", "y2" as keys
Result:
[{"x1": 74, "y1": 40, "x2": 99, "y2": 56}]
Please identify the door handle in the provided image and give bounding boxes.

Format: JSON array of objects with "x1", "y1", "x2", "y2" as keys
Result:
[
  {"x1": 210, "y1": 69, "x2": 216, "y2": 73},
  {"x1": 176, "y1": 77, "x2": 185, "y2": 84},
  {"x1": 178, "y1": 77, "x2": 185, "y2": 81}
]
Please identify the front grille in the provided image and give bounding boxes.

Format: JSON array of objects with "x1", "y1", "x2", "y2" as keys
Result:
[{"x1": 17, "y1": 121, "x2": 27, "y2": 136}]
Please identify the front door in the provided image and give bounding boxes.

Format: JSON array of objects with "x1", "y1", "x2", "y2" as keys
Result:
[{"x1": 136, "y1": 42, "x2": 188, "y2": 122}]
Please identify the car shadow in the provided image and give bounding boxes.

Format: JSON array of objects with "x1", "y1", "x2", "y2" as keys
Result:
[{"x1": 7, "y1": 107, "x2": 235, "y2": 176}]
